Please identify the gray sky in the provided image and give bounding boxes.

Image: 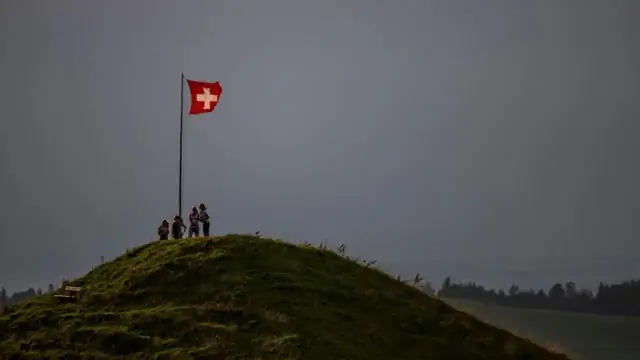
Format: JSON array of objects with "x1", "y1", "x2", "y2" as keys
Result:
[{"x1": 1, "y1": 1, "x2": 639, "y2": 293}]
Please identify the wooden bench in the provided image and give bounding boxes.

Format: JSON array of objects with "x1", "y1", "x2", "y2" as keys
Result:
[{"x1": 54, "y1": 286, "x2": 83, "y2": 303}]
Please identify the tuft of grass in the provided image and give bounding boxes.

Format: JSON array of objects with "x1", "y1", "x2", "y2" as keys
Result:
[{"x1": 0, "y1": 235, "x2": 572, "y2": 359}]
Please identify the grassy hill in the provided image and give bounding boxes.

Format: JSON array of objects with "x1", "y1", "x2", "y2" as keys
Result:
[{"x1": 0, "y1": 235, "x2": 571, "y2": 359}]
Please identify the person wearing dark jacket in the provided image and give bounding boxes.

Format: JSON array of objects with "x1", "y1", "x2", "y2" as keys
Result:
[
  {"x1": 199, "y1": 203, "x2": 211, "y2": 237},
  {"x1": 158, "y1": 220, "x2": 169, "y2": 240},
  {"x1": 171, "y1": 215, "x2": 186, "y2": 240}
]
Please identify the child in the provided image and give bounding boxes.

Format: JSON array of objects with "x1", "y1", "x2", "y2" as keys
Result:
[
  {"x1": 171, "y1": 215, "x2": 186, "y2": 240},
  {"x1": 188, "y1": 207, "x2": 200, "y2": 237},
  {"x1": 158, "y1": 220, "x2": 169, "y2": 240},
  {"x1": 199, "y1": 203, "x2": 211, "y2": 237}
]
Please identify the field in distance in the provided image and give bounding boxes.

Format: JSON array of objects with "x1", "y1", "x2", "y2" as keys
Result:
[{"x1": 444, "y1": 298, "x2": 640, "y2": 360}]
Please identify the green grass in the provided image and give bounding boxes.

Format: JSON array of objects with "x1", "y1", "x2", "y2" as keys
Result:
[
  {"x1": 444, "y1": 298, "x2": 640, "y2": 360},
  {"x1": 1, "y1": 235, "x2": 571, "y2": 359}
]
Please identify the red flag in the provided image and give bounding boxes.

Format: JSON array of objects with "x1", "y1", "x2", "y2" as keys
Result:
[{"x1": 186, "y1": 79, "x2": 222, "y2": 115}]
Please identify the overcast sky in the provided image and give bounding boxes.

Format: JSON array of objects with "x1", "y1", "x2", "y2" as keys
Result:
[{"x1": 1, "y1": 1, "x2": 639, "y2": 293}]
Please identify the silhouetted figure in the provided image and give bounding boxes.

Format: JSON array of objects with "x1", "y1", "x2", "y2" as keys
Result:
[
  {"x1": 171, "y1": 215, "x2": 186, "y2": 240},
  {"x1": 199, "y1": 203, "x2": 210, "y2": 236},
  {"x1": 158, "y1": 220, "x2": 169, "y2": 240},
  {"x1": 0, "y1": 287, "x2": 6, "y2": 315},
  {"x1": 188, "y1": 207, "x2": 200, "y2": 237}
]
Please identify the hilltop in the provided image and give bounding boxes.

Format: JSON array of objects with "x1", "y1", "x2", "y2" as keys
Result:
[{"x1": 0, "y1": 235, "x2": 570, "y2": 359}]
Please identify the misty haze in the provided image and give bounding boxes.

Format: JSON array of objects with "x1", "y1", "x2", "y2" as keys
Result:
[{"x1": 1, "y1": 1, "x2": 639, "y2": 359}]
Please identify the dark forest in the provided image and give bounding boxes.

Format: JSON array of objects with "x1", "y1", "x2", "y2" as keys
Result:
[{"x1": 438, "y1": 277, "x2": 640, "y2": 317}]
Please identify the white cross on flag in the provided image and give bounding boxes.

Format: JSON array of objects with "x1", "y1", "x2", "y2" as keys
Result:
[{"x1": 186, "y1": 79, "x2": 223, "y2": 115}]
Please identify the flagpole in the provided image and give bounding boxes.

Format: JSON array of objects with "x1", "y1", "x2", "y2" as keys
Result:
[{"x1": 179, "y1": 73, "x2": 185, "y2": 219}]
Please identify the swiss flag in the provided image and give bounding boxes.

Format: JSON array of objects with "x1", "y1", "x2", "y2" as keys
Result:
[{"x1": 186, "y1": 79, "x2": 222, "y2": 115}]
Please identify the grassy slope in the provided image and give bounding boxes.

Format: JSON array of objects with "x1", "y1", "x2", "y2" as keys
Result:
[{"x1": 0, "y1": 235, "x2": 571, "y2": 359}]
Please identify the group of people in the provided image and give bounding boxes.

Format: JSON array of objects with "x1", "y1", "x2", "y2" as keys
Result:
[{"x1": 158, "y1": 203, "x2": 211, "y2": 240}]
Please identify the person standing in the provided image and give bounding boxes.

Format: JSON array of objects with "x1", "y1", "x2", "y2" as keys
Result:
[
  {"x1": 171, "y1": 215, "x2": 186, "y2": 240},
  {"x1": 199, "y1": 203, "x2": 211, "y2": 237},
  {"x1": 188, "y1": 207, "x2": 200, "y2": 237},
  {"x1": 158, "y1": 220, "x2": 170, "y2": 241}
]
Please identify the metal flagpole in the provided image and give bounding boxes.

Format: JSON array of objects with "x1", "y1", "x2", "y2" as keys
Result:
[{"x1": 178, "y1": 73, "x2": 185, "y2": 218}]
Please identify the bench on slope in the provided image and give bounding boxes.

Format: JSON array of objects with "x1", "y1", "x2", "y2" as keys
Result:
[{"x1": 54, "y1": 286, "x2": 83, "y2": 303}]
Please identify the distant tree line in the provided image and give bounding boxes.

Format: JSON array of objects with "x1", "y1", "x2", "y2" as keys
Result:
[
  {"x1": 1, "y1": 284, "x2": 56, "y2": 308},
  {"x1": 437, "y1": 277, "x2": 640, "y2": 317}
]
